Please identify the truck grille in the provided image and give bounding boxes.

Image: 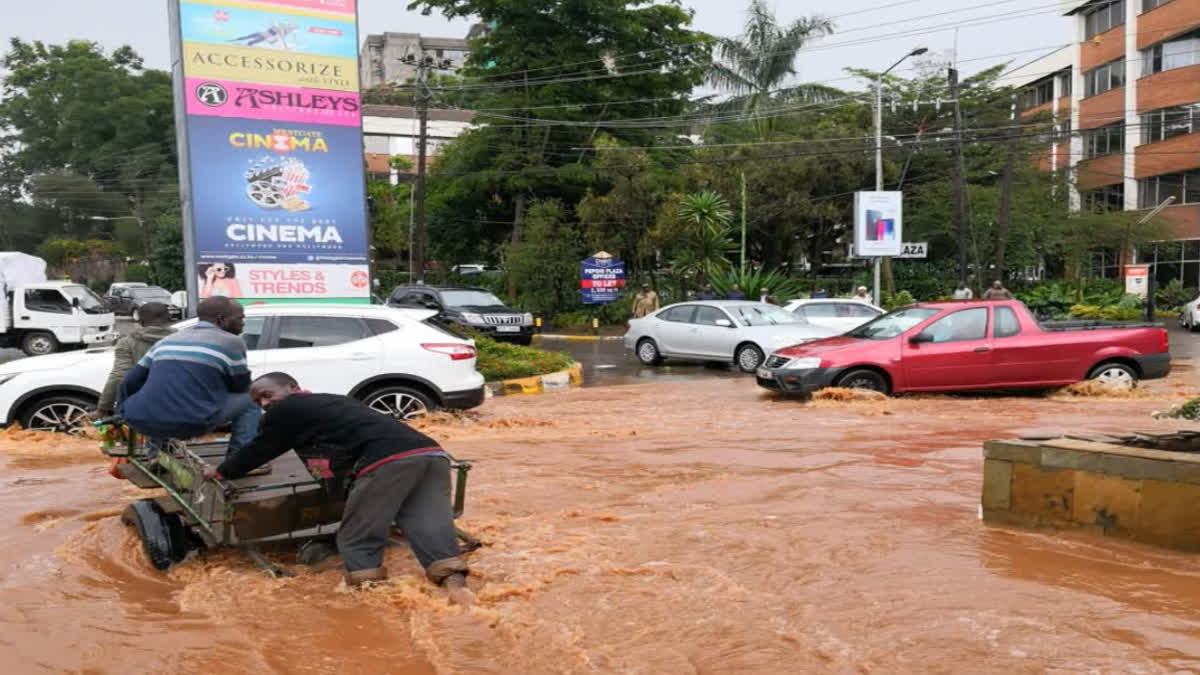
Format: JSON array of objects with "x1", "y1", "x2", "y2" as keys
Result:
[
  {"x1": 764, "y1": 355, "x2": 790, "y2": 369},
  {"x1": 483, "y1": 314, "x2": 523, "y2": 325}
]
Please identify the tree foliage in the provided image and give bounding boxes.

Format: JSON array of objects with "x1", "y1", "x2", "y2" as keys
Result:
[{"x1": 502, "y1": 200, "x2": 582, "y2": 314}]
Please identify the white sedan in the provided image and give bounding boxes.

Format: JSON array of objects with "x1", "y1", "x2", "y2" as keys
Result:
[
  {"x1": 0, "y1": 304, "x2": 486, "y2": 433},
  {"x1": 782, "y1": 299, "x2": 885, "y2": 334},
  {"x1": 1181, "y1": 295, "x2": 1200, "y2": 332},
  {"x1": 624, "y1": 301, "x2": 837, "y2": 373}
]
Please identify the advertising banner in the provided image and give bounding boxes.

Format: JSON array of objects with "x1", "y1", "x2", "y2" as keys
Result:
[
  {"x1": 853, "y1": 191, "x2": 904, "y2": 258},
  {"x1": 1125, "y1": 265, "x2": 1150, "y2": 299},
  {"x1": 580, "y1": 254, "x2": 626, "y2": 305},
  {"x1": 170, "y1": 0, "x2": 367, "y2": 306}
]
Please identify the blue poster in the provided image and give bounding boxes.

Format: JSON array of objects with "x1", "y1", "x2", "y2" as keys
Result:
[
  {"x1": 186, "y1": 115, "x2": 368, "y2": 264},
  {"x1": 580, "y1": 256, "x2": 626, "y2": 305},
  {"x1": 179, "y1": 1, "x2": 358, "y2": 58}
]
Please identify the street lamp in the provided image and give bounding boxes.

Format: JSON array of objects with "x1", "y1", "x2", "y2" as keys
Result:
[{"x1": 873, "y1": 46, "x2": 927, "y2": 306}]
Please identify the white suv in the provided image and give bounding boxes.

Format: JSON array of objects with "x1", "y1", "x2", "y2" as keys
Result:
[{"x1": 0, "y1": 304, "x2": 485, "y2": 432}]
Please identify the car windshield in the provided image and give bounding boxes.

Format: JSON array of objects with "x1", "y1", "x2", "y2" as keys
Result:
[
  {"x1": 730, "y1": 304, "x2": 805, "y2": 327},
  {"x1": 130, "y1": 288, "x2": 170, "y2": 299},
  {"x1": 847, "y1": 307, "x2": 939, "y2": 340},
  {"x1": 441, "y1": 290, "x2": 506, "y2": 308},
  {"x1": 61, "y1": 285, "x2": 109, "y2": 314}
]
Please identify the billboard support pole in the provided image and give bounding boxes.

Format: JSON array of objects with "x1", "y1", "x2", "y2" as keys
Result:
[{"x1": 168, "y1": 0, "x2": 198, "y2": 317}]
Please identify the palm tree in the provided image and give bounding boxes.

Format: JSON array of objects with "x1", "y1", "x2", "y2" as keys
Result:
[
  {"x1": 672, "y1": 191, "x2": 736, "y2": 284},
  {"x1": 707, "y1": 0, "x2": 837, "y2": 137}
]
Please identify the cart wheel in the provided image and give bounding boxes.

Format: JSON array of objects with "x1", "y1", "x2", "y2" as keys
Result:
[{"x1": 122, "y1": 499, "x2": 189, "y2": 570}]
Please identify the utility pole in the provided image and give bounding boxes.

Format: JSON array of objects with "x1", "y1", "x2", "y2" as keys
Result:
[
  {"x1": 995, "y1": 103, "x2": 1018, "y2": 285},
  {"x1": 740, "y1": 170, "x2": 747, "y2": 272},
  {"x1": 412, "y1": 56, "x2": 431, "y2": 285},
  {"x1": 949, "y1": 67, "x2": 970, "y2": 288}
]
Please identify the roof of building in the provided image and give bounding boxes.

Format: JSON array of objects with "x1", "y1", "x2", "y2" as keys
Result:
[
  {"x1": 1063, "y1": 0, "x2": 1107, "y2": 16},
  {"x1": 1003, "y1": 45, "x2": 1073, "y2": 88},
  {"x1": 361, "y1": 104, "x2": 476, "y2": 124}
]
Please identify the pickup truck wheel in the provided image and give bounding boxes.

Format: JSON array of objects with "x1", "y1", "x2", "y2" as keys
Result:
[
  {"x1": 735, "y1": 344, "x2": 765, "y2": 373},
  {"x1": 132, "y1": 308, "x2": 140, "y2": 322},
  {"x1": 362, "y1": 386, "x2": 434, "y2": 421},
  {"x1": 837, "y1": 368, "x2": 891, "y2": 395},
  {"x1": 20, "y1": 394, "x2": 95, "y2": 434},
  {"x1": 636, "y1": 338, "x2": 663, "y2": 366},
  {"x1": 21, "y1": 331, "x2": 58, "y2": 356},
  {"x1": 1088, "y1": 362, "x2": 1138, "y2": 390}
]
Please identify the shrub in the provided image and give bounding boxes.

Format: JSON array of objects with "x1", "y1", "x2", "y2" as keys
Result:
[
  {"x1": 473, "y1": 336, "x2": 575, "y2": 381},
  {"x1": 124, "y1": 265, "x2": 152, "y2": 283},
  {"x1": 708, "y1": 268, "x2": 804, "y2": 302},
  {"x1": 1155, "y1": 278, "x2": 1192, "y2": 311},
  {"x1": 883, "y1": 290, "x2": 916, "y2": 310}
]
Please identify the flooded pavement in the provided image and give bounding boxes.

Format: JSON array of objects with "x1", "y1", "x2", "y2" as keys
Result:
[
  {"x1": 534, "y1": 336, "x2": 744, "y2": 388},
  {"x1": 5, "y1": 369, "x2": 1200, "y2": 671}
]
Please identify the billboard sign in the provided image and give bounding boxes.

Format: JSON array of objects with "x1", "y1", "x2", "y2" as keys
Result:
[
  {"x1": 853, "y1": 191, "x2": 903, "y2": 258},
  {"x1": 580, "y1": 254, "x2": 626, "y2": 305},
  {"x1": 169, "y1": 0, "x2": 368, "y2": 305}
]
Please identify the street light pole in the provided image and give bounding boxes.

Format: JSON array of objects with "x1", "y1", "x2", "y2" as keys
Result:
[{"x1": 873, "y1": 47, "x2": 927, "y2": 306}]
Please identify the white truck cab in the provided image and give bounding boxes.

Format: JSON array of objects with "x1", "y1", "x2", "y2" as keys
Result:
[{"x1": 0, "y1": 254, "x2": 116, "y2": 356}]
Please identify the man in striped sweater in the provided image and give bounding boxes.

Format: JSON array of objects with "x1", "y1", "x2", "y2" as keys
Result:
[{"x1": 119, "y1": 296, "x2": 261, "y2": 454}]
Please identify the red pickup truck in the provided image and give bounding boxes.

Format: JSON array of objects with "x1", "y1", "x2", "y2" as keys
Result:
[{"x1": 756, "y1": 300, "x2": 1171, "y2": 395}]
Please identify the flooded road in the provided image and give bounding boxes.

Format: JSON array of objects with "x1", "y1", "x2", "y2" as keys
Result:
[{"x1": 4, "y1": 371, "x2": 1200, "y2": 672}]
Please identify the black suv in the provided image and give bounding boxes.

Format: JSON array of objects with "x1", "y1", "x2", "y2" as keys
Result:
[{"x1": 388, "y1": 285, "x2": 534, "y2": 345}]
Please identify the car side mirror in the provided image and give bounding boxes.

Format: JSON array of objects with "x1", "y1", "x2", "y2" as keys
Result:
[
  {"x1": 715, "y1": 319, "x2": 733, "y2": 328},
  {"x1": 71, "y1": 297, "x2": 80, "y2": 308},
  {"x1": 423, "y1": 300, "x2": 442, "y2": 310},
  {"x1": 909, "y1": 332, "x2": 933, "y2": 344}
]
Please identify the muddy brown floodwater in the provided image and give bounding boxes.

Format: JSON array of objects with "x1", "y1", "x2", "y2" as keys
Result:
[{"x1": 4, "y1": 371, "x2": 1200, "y2": 674}]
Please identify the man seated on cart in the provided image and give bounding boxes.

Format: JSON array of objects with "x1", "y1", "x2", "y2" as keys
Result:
[
  {"x1": 204, "y1": 372, "x2": 472, "y2": 603},
  {"x1": 119, "y1": 297, "x2": 261, "y2": 456}
]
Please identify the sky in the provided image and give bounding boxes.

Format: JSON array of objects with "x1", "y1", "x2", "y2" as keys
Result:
[{"x1": 0, "y1": 0, "x2": 1078, "y2": 91}]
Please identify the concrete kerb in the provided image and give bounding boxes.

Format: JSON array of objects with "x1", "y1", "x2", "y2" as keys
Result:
[
  {"x1": 485, "y1": 363, "x2": 584, "y2": 397},
  {"x1": 534, "y1": 334, "x2": 623, "y2": 342}
]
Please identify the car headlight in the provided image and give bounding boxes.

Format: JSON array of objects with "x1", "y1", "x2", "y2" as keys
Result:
[
  {"x1": 0, "y1": 374, "x2": 18, "y2": 387},
  {"x1": 523, "y1": 312, "x2": 534, "y2": 325},
  {"x1": 460, "y1": 312, "x2": 484, "y2": 324},
  {"x1": 790, "y1": 357, "x2": 823, "y2": 369}
]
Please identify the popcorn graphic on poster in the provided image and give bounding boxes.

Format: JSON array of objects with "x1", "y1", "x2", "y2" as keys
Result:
[{"x1": 244, "y1": 156, "x2": 312, "y2": 212}]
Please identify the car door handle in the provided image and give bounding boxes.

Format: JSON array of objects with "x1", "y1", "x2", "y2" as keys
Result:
[
  {"x1": 974, "y1": 347, "x2": 991, "y2": 353},
  {"x1": 19, "y1": 316, "x2": 29, "y2": 321},
  {"x1": 349, "y1": 352, "x2": 373, "y2": 360}
]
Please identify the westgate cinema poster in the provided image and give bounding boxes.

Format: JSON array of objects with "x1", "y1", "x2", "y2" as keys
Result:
[{"x1": 170, "y1": 0, "x2": 369, "y2": 303}]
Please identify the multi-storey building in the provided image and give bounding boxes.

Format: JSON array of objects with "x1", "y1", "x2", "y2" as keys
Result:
[
  {"x1": 1010, "y1": 0, "x2": 1200, "y2": 282},
  {"x1": 359, "y1": 32, "x2": 471, "y2": 89}
]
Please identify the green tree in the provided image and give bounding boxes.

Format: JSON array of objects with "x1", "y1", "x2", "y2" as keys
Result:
[
  {"x1": 148, "y1": 215, "x2": 186, "y2": 292},
  {"x1": 502, "y1": 200, "x2": 582, "y2": 314},
  {"x1": 409, "y1": 0, "x2": 710, "y2": 290},
  {"x1": 671, "y1": 191, "x2": 736, "y2": 286},
  {"x1": 707, "y1": 0, "x2": 837, "y2": 137}
]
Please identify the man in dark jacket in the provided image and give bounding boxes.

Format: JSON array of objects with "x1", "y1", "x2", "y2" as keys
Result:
[
  {"x1": 726, "y1": 284, "x2": 747, "y2": 301},
  {"x1": 206, "y1": 372, "x2": 472, "y2": 602},
  {"x1": 95, "y1": 302, "x2": 174, "y2": 418},
  {"x1": 696, "y1": 284, "x2": 717, "y2": 300}
]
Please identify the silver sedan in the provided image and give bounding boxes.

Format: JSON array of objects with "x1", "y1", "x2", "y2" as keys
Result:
[{"x1": 623, "y1": 301, "x2": 838, "y2": 373}]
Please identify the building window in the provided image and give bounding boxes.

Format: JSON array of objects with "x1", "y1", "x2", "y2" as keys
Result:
[
  {"x1": 1139, "y1": 169, "x2": 1200, "y2": 207},
  {"x1": 1019, "y1": 79, "x2": 1055, "y2": 110},
  {"x1": 1085, "y1": 0, "x2": 1126, "y2": 40},
  {"x1": 1142, "y1": 0, "x2": 1173, "y2": 11},
  {"x1": 1054, "y1": 118, "x2": 1073, "y2": 143},
  {"x1": 1057, "y1": 71, "x2": 1073, "y2": 98},
  {"x1": 1083, "y1": 58, "x2": 1124, "y2": 97},
  {"x1": 1143, "y1": 30, "x2": 1200, "y2": 76},
  {"x1": 1082, "y1": 122, "x2": 1125, "y2": 158},
  {"x1": 1083, "y1": 184, "x2": 1125, "y2": 212},
  {"x1": 1142, "y1": 103, "x2": 1200, "y2": 144}
]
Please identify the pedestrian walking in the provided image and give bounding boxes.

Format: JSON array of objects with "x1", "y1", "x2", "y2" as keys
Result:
[
  {"x1": 632, "y1": 284, "x2": 661, "y2": 318},
  {"x1": 982, "y1": 281, "x2": 1014, "y2": 301}
]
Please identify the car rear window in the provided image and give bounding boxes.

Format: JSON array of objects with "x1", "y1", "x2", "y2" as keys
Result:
[{"x1": 365, "y1": 318, "x2": 399, "y2": 336}]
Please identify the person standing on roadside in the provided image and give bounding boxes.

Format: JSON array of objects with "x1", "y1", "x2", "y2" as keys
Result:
[
  {"x1": 811, "y1": 287, "x2": 831, "y2": 299},
  {"x1": 94, "y1": 303, "x2": 175, "y2": 419},
  {"x1": 953, "y1": 283, "x2": 974, "y2": 300},
  {"x1": 632, "y1": 284, "x2": 660, "y2": 318},
  {"x1": 726, "y1": 284, "x2": 747, "y2": 301},
  {"x1": 759, "y1": 288, "x2": 781, "y2": 305},
  {"x1": 696, "y1": 283, "x2": 717, "y2": 301},
  {"x1": 852, "y1": 286, "x2": 873, "y2": 304},
  {"x1": 982, "y1": 281, "x2": 1014, "y2": 301}
]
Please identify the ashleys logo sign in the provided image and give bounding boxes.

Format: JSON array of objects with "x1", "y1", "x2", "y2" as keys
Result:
[{"x1": 186, "y1": 78, "x2": 361, "y2": 126}]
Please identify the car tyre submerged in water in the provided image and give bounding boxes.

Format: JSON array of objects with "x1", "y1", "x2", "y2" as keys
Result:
[
  {"x1": 836, "y1": 368, "x2": 890, "y2": 395},
  {"x1": 19, "y1": 394, "x2": 95, "y2": 434},
  {"x1": 362, "y1": 385, "x2": 434, "y2": 421},
  {"x1": 636, "y1": 338, "x2": 663, "y2": 366},
  {"x1": 123, "y1": 499, "x2": 191, "y2": 571},
  {"x1": 1087, "y1": 362, "x2": 1138, "y2": 390},
  {"x1": 21, "y1": 331, "x2": 58, "y2": 357},
  {"x1": 735, "y1": 344, "x2": 765, "y2": 373}
]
